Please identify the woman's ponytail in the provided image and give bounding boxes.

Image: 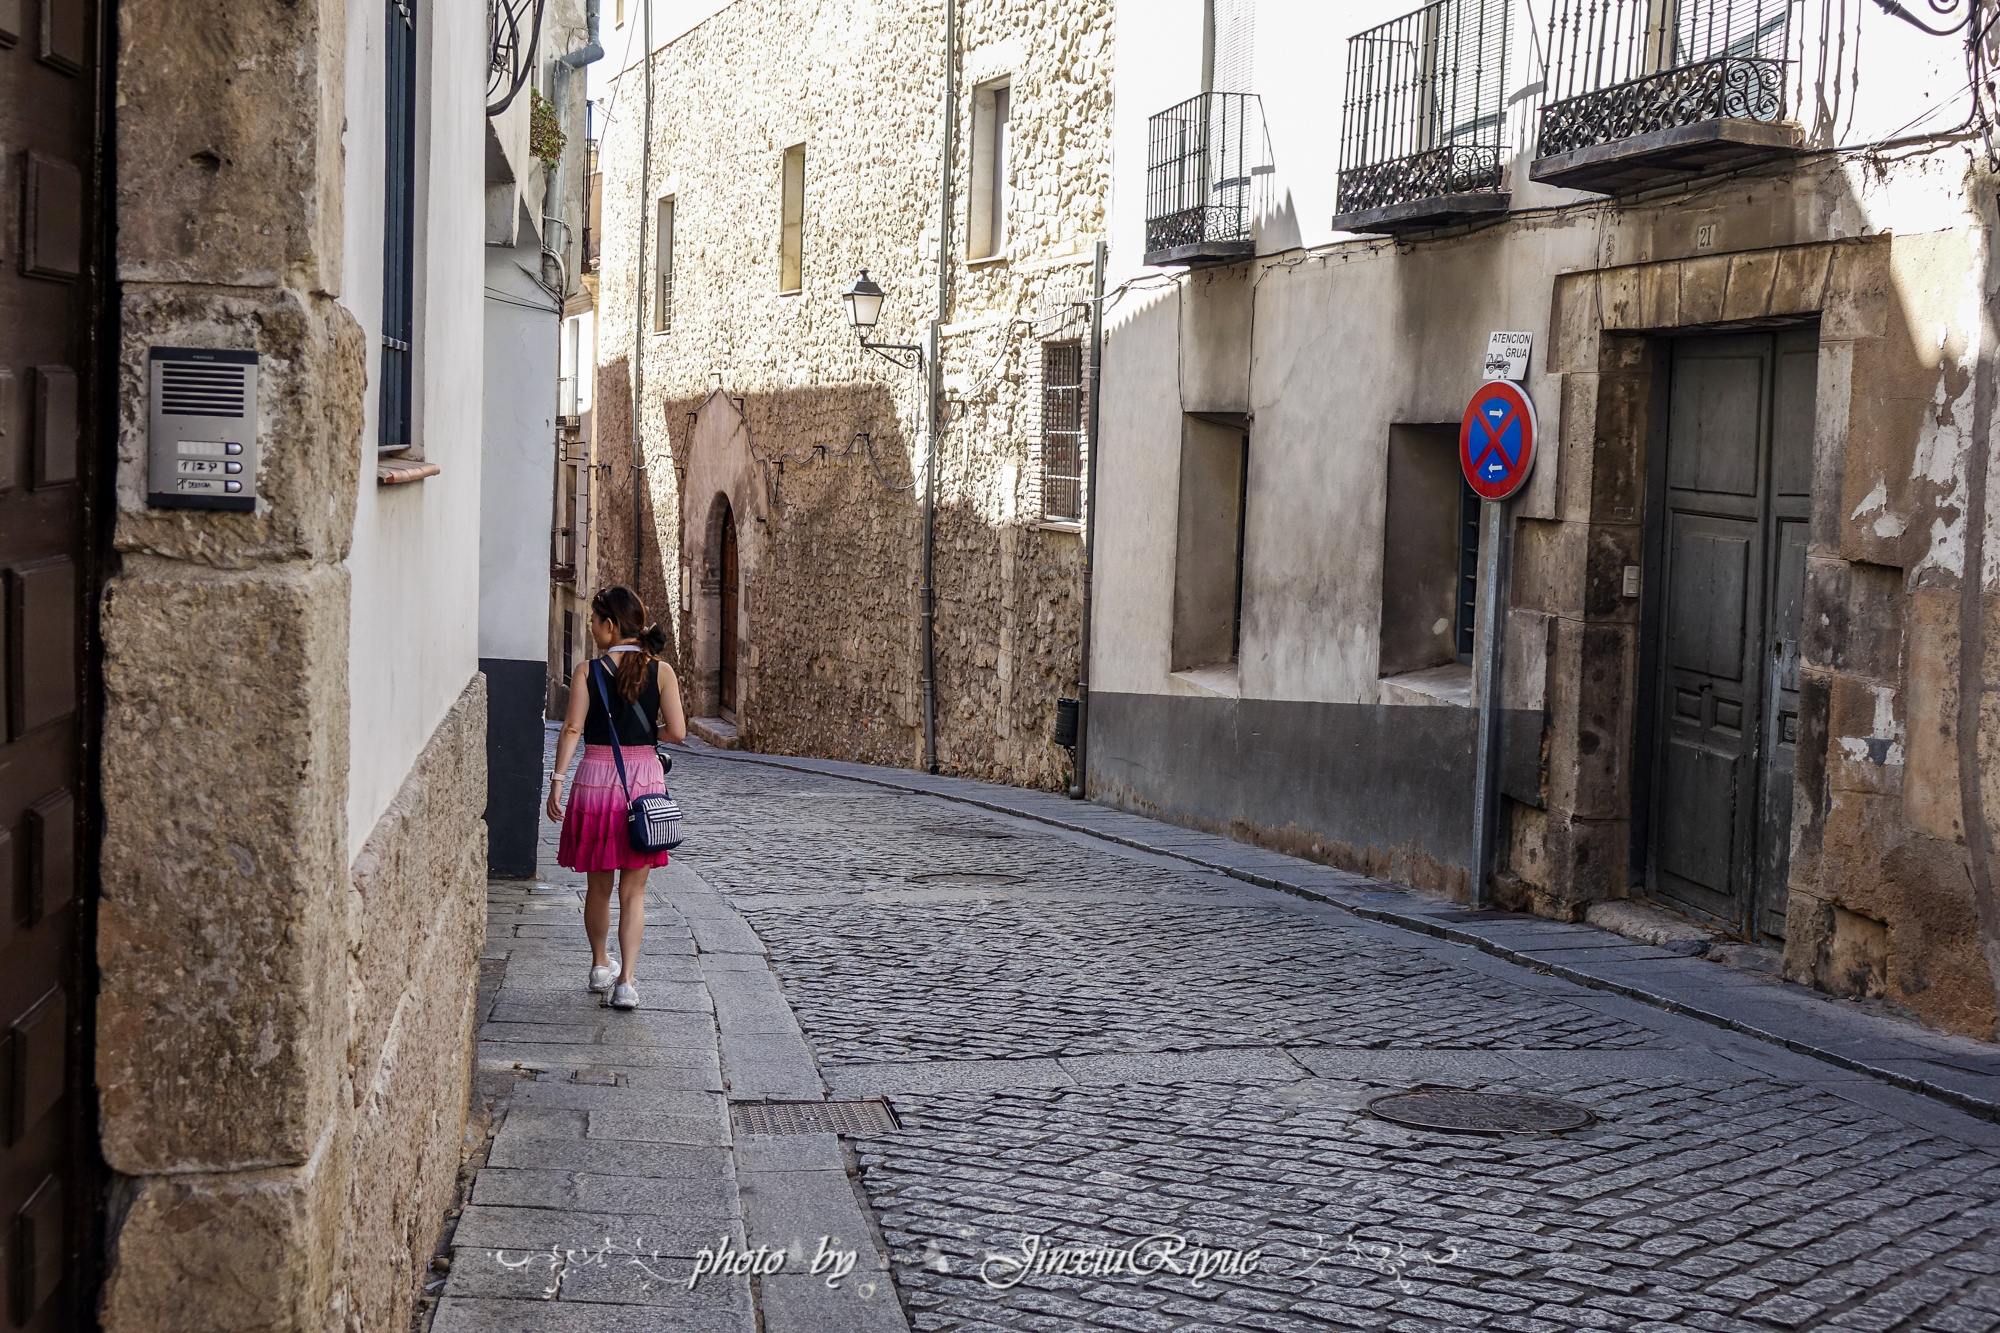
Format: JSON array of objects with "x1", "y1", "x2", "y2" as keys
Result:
[{"x1": 591, "y1": 586, "x2": 659, "y2": 704}]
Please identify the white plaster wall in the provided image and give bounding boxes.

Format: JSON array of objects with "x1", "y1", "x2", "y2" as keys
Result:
[
  {"x1": 1096, "y1": 0, "x2": 1985, "y2": 714},
  {"x1": 344, "y1": 0, "x2": 488, "y2": 865},
  {"x1": 481, "y1": 245, "x2": 562, "y2": 663}
]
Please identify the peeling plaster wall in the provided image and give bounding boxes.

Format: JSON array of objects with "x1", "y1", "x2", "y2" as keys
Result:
[
  {"x1": 592, "y1": 0, "x2": 1111, "y2": 787},
  {"x1": 1098, "y1": 0, "x2": 2000, "y2": 1038}
]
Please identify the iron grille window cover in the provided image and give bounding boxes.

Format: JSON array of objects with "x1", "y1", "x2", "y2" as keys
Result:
[
  {"x1": 1144, "y1": 93, "x2": 1269, "y2": 262},
  {"x1": 1539, "y1": 0, "x2": 1798, "y2": 160},
  {"x1": 1041, "y1": 341, "x2": 1085, "y2": 524},
  {"x1": 380, "y1": 0, "x2": 417, "y2": 453},
  {"x1": 1338, "y1": 0, "x2": 1510, "y2": 216}
]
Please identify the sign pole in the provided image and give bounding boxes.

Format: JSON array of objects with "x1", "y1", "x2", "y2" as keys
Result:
[
  {"x1": 1470, "y1": 496, "x2": 1511, "y2": 909},
  {"x1": 1459, "y1": 342, "x2": 1537, "y2": 909}
]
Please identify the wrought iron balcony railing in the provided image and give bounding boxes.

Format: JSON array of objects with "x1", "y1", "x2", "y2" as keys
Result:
[
  {"x1": 1535, "y1": 0, "x2": 1801, "y2": 187},
  {"x1": 1144, "y1": 93, "x2": 1269, "y2": 266},
  {"x1": 1336, "y1": 0, "x2": 1510, "y2": 227}
]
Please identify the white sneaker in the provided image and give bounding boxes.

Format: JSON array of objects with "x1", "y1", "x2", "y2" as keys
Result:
[
  {"x1": 609, "y1": 982, "x2": 638, "y2": 1010},
  {"x1": 588, "y1": 964, "x2": 616, "y2": 994}
]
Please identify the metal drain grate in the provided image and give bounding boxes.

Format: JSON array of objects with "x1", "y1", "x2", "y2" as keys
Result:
[
  {"x1": 1367, "y1": 1090, "x2": 1595, "y2": 1135},
  {"x1": 731, "y1": 1099, "x2": 900, "y2": 1136},
  {"x1": 920, "y1": 825, "x2": 1015, "y2": 839}
]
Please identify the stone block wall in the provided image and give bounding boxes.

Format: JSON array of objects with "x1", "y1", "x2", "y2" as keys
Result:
[
  {"x1": 593, "y1": 0, "x2": 1111, "y2": 789},
  {"x1": 98, "y1": 0, "x2": 488, "y2": 1324}
]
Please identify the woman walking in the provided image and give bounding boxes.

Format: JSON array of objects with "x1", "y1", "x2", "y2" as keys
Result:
[{"x1": 547, "y1": 586, "x2": 688, "y2": 1010}]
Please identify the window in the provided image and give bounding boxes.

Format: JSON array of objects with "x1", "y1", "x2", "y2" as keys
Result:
[
  {"x1": 777, "y1": 147, "x2": 804, "y2": 291},
  {"x1": 1456, "y1": 476, "x2": 1481, "y2": 663},
  {"x1": 778, "y1": 145, "x2": 805, "y2": 293},
  {"x1": 1378, "y1": 424, "x2": 1480, "y2": 678},
  {"x1": 653, "y1": 197, "x2": 674, "y2": 332},
  {"x1": 379, "y1": 0, "x2": 417, "y2": 452},
  {"x1": 1170, "y1": 420, "x2": 1250, "y2": 672},
  {"x1": 1040, "y1": 342, "x2": 1083, "y2": 522},
  {"x1": 969, "y1": 81, "x2": 1010, "y2": 259}
]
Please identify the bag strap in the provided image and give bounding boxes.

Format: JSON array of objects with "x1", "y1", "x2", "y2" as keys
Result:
[{"x1": 589, "y1": 659, "x2": 636, "y2": 805}]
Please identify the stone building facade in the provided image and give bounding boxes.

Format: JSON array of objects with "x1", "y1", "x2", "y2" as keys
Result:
[
  {"x1": 590, "y1": 0, "x2": 1111, "y2": 787},
  {"x1": 87, "y1": 0, "x2": 491, "y2": 1325},
  {"x1": 1095, "y1": 0, "x2": 2000, "y2": 1038}
]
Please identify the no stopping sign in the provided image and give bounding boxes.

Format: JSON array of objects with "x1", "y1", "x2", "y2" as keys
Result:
[{"x1": 1460, "y1": 380, "x2": 1538, "y2": 501}]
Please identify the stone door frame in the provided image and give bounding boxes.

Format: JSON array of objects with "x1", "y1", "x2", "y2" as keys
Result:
[{"x1": 1511, "y1": 238, "x2": 1883, "y2": 933}]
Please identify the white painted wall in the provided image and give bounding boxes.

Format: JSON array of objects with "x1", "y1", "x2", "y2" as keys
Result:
[
  {"x1": 1095, "y1": 0, "x2": 1983, "y2": 713},
  {"x1": 344, "y1": 0, "x2": 488, "y2": 865},
  {"x1": 481, "y1": 244, "x2": 563, "y2": 663}
]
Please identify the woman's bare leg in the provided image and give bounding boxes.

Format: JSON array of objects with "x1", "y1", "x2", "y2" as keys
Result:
[
  {"x1": 584, "y1": 871, "x2": 616, "y2": 967},
  {"x1": 615, "y1": 867, "x2": 650, "y2": 984}
]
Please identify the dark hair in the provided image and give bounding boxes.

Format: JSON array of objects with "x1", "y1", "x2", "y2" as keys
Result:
[{"x1": 591, "y1": 586, "x2": 668, "y2": 704}]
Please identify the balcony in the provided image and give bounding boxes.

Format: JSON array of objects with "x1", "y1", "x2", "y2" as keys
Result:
[
  {"x1": 1532, "y1": 0, "x2": 1803, "y2": 193},
  {"x1": 1332, "y1": 0, "x2": 1512, "y2": 236},
  {"x1": 1145, "y1": 93, "x2": 1269, "y2": 268}
]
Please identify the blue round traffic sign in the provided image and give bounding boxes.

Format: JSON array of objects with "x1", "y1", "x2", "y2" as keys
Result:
[{"x1": 1460, "y1": 380, "x2": 1538, "y2": 501}]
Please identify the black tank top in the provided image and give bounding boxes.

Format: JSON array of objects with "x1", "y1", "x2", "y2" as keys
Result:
[{"x1": 583, "y1": 654, "x2": 661, "y2": 746}]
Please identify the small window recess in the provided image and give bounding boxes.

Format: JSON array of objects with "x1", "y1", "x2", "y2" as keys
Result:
[
  {"x1": 968, "y1": 80, "x2": 1010, "y2": 262},
  {"x1": 653, "y1": 196, "x2": 674, "y2": 333},
  {"x1": 778, "y1": 144, "x2": 805, "y2": 295}
]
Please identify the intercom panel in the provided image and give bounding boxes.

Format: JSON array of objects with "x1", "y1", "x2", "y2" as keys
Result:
[{"x1": 146, "y1": 347, "x2": 259, "y2": 512}]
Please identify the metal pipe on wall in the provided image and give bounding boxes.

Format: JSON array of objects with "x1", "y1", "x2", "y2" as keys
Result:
[
  {"x1": 921, "y1": 0, "x2": 957, "y2": 775},
  {"x1": 630, "y1": 0, "x2": 653, "y2": 591},
  {"x1": 1071, "y1": 239, "x2": 1106, "y2": 799},
  {"x1": 1470, "y1": 497, "x2": 1512, "y2": 907}
]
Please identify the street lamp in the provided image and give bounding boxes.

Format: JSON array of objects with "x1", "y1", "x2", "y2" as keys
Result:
[{"x1": 842, "y1": 269, "x2": 923, "y2": 371}]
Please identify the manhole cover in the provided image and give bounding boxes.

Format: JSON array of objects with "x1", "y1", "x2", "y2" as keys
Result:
[
  {"x1": 904, "y1": 870, "x2": 1025, "y2": 886},
  {"x1": 731, "y1": 1099, "x2": 900, "y2": 1136},
  {"x1": 1367, "y1": 1090, "x2": 1595, "y2": 1135},
  {"x1": 920, "y1": 825, "x2": 1015, "y2": 839}
]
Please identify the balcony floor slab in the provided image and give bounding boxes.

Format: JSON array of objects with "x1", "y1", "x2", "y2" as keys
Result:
[
  {"x1": 1331, "y1": 191, "x2": 1511, "y2": 237},
  {"x1": 1530, "y1": 116, "x2": 1803, "y2": 195}
]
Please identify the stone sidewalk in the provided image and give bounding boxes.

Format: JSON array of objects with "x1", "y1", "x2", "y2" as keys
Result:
[{"x1": 425, "y1": 734, "x2": 909, "y2": 1332}]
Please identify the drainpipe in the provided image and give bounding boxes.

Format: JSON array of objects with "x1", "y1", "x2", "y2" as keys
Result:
[
  {"x1": 1470, "y1": 497, "x2": 1512, "y2": 908},
  {"x1": 1070, "y1": 240, "x2": 1106, "y2": 800},
  {"x1": 560, "y1": 0, "x2": 604, "y2": 67},
  {"x1": 921, "y1": 0, "x2": 957, "y2": 775},
  {"x1": 629, "y1": 0, "x2": 652, "y2": 590}
]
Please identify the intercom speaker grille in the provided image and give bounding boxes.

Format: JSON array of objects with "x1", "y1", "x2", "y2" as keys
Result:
[{"x1": 159, "y1": 362, "x2": 247, "y2": 418}]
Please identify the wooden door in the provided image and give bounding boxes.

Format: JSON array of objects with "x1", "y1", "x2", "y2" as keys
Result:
[
  {"x1": 1648, "y1": 329, "x2": 1815, "y2": 940},
  {"x1": 719, "y1": 503, "x2": 738, "y2": 717},
  {"x1": 0, "y1": 0, "x2": 105, "y2": 1322}
]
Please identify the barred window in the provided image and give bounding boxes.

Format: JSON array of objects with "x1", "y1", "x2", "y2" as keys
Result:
[
  {"x1": 1040, "y1": 341, "x2": 1085, "y2": 523},
  {"x1": 379, "y1": 0, "x2": 417, "y2": 452}
]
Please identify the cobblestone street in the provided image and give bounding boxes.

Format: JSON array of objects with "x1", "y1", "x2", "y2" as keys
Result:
[{"x1": 437, "y1": 734, "x2": 2000, "y2": 1333}]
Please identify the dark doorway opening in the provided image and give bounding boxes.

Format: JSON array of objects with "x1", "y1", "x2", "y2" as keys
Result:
[
  {"x1": 1642, "y1": 327, "x2": 1817, "y2": 942},
  {"x1": 719, "y1": 501, "x2": 739, "y2": 720}
]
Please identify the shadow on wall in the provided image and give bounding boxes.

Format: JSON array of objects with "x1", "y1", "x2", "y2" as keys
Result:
[
  {"x1": 594, "y1": 355, "x2": 681, "y2": 673},
  {"x1": 633, "y1": 379, "x2": 1084, "y2": 790}
]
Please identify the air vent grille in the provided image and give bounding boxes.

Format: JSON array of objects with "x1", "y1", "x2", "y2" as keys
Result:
[{"x1": 160, "y1": 362, "x2": 247, "y2": 418}]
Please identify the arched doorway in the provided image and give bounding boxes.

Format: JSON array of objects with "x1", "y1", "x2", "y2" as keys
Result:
[{"x1": 719, "y1": 500, "x2": 739, "y2": 719}]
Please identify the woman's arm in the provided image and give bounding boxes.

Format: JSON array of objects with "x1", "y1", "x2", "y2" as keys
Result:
[
  {"x1": 655, "y1": 659, "x2": 689, "y2": 746},
  {"x1": 547, "y1": 660, "x2": 592, "y2": 820}
]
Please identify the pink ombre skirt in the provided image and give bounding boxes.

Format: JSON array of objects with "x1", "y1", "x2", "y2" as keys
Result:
[{"x1": 558, "y1": 744, "x2": 672, "y2": 872}]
